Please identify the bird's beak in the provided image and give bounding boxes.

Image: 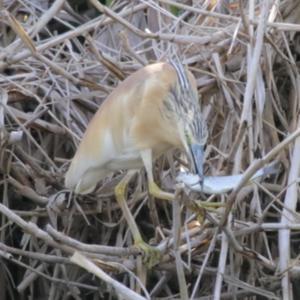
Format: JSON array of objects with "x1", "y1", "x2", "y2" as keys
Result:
[{"x1": 190, "y1": 144, "x2": 204, "y2": 187}]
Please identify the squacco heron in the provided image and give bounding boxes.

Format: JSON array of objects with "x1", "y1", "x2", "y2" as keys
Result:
[{"x1": 65, "y1": 61, "x2": 208, "y2": 265}]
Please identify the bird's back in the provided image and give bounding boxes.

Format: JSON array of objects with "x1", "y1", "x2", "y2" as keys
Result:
[{"x1": 65, "y1": 62, "x2": 197, "y2": 194}]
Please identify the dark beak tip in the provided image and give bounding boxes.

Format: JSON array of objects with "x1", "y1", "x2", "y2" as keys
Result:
[
  {"x1": 190, "y1": 143, "x2": 205, "y2": 189},
  {"x1": 199, "y1": 177, "x2": 204, "y2": 190}
]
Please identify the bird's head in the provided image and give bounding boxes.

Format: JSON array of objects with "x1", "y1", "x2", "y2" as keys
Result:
[
  {"x1": 181, "y1": 113, "x2": 208, "y2": 186},
  {"x1": 168, "y1": 60, "x2": 208, "y2": 185}
]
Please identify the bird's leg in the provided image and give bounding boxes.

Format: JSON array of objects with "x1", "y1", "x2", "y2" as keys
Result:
[
  {"x1": 195, "y1": 201, "x2": 225, "y2": 210},
  {"x1": 114, "y1": 170, "x2": 160, "y2": 268},
  {"x1": 115, "y1": 170, "x2": 142, "y2": 242},
  {"x1": 141, "y1": 149, "x2": 174, "y2": 201},
  {"x1": 187, "y1": 199, "x2": 225, "y2": 225}
]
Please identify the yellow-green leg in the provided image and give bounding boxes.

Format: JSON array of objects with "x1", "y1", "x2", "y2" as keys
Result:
[
  {"x1": 115, "y1": 170, "x2": 161, "y2": 268},
  {"x1": 188, "y1": 199, "x2": 225, "y2": 224},
  {"x1": 148, "y1": 180, "x2": 174, "y2": 201},
  {"x1": 141, "y1": 149, "x2": 174, "y2": 201}
]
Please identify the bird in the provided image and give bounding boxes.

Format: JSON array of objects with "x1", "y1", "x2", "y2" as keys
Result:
[{"x1": 65, "y1": 60, "x2": 208, "y2": 266}]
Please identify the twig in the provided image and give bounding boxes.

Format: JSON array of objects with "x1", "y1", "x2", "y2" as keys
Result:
[
  {"x1": 173, "y1": 185, "x2": 188, "y2": 299},
  {"x1": 0, "y1": 4, "x2": 148, "y2": 70},
  {"x1": 7, "y1": 177, "x2": 48, "y2": 205},
  {"x1": 279, "y1": 118, "x2": 300, "y2": 300},
  {"x1": 191, "y1": 230, "x2": 218, "y2": 300},
  {"x1": 213, "y1": 200, "x2": 229, "y2": 300},
  {"x1": 46, "y1": 224, "x2": 140, "y2": 257},
  {"x1": 70, "y1": 252, "x2": 148, "y2": 300},
  {"x1": 0, "y1": 251, "x2": 98, "y2": 291},
  {"x1": 89, "y1": 0, "x2": 232, "y2": 45},
  {"x1": 0, "y1": 242, "x2": 70, "y2": 264},
  {"x1": 220, "y1": 126, "x2": 300, "y2": 227}
]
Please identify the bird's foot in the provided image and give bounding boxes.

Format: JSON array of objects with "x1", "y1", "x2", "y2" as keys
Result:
[
  {"x1": 189, "y1": 200, "x2": 225, "y2": 224},
  {"x1": 196, "y1": 201, "x2": 225, "y2": 210},
  {"x1": 134, "y1": 240, "x2": 161, "y2": 268},
  {"x1": 148, "y1": 181, "x2": 174, "y2": 201}
]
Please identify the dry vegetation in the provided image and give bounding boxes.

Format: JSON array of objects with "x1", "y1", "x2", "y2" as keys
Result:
[{"x1": 1, "y1": 0, "x2": 300, "y2": 299}]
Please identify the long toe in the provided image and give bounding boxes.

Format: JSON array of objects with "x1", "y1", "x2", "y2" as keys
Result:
[
  {"x1": 149, "y1": 181, "x2": 174, "y2": 201},
  {"x1": 135, "y1": 240, "x2": 161, "y2": 268}
]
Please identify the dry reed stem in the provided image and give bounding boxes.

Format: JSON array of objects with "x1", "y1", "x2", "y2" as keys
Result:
[
  {"x1": 0, "y1": 0, "x2": 300, "y2": 299},
  {"x1": 70, "y1": 251, "x2": 148, "y2": 300}
]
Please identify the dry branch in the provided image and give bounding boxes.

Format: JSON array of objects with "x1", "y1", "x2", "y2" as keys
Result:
[{"x1": 0, "y1": 0, "x2": 300, "y2": 299}]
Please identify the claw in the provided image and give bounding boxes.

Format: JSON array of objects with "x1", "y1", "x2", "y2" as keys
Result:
[
  {"x1": 188, "y1": 200, "x2": 225, "y2": 224},
  {"x1": 135, "y1": 240, "x2": 161, "y2": 268},
  {"x1": 148, "y1": 181, "x2": 174, "y2": 201}
]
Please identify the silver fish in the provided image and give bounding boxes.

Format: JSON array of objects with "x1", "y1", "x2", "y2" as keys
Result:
[{"x1": 176, "y1": 162, "x2": 279, "y2": 194}]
